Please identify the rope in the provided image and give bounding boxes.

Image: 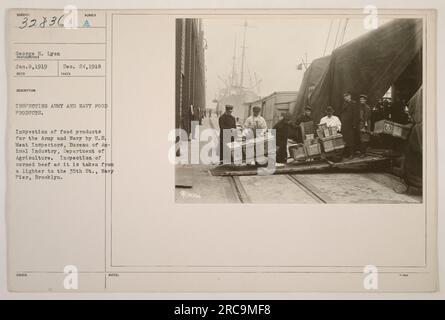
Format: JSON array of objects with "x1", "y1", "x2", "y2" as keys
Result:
[
  {"x1": 340, "y1": 18, "x2": 349, "y2": 45},
  {"x1": 323, "y1": 20, "x2": 334, "y2": 56},
  {"x1": 332, "y1": 19, "x2": 342, "y2": 51}
]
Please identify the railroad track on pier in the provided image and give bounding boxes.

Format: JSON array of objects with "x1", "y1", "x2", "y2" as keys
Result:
[{"x1": 227, "y1": 174, "x2": 331, "y2": 204}]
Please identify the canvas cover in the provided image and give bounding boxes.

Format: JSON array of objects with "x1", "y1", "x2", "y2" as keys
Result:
[{"x1": 294, "y1": 55, "x2": 331, "y2": 113}]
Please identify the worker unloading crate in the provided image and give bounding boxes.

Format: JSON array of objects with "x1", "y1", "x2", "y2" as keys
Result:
[
  {"x1": 288, "y1": 117, "x2": 323, "y2": 162},
  {"x1": 243, "y1": 106, "x2": 268, "y2": 165},
  {"x1": 317, "y1": 106, "x2": 345, "y2": 162},
  {"x1": 292, "y1": 105, "x2": 314, "y2": 143}
]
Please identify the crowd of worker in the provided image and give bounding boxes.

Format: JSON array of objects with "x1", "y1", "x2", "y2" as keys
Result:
[{"x1": 215, "y1": 91, "x2": 413, "y2": 165}]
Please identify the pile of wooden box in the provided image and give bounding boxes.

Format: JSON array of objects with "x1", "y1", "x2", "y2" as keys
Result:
[
  {"x1": 317, "y1": 124, "x2": 345, "y2": 154},
  {"x1": 302, "y1": 121, "x2": 322, "y2": 157},
  {"x1": 289, "y1": 121, "x2": 322, "y2": 161},
  {"x1": 373, "y1": 119, "x2": 410, "y2": 140},
  {"x1": 288, "y1": 142, "x2": 322, "y2": 161},
  {"x1": 316, "y1": 124, "x2": 339, "y2": 139},
  {"x1": 300, "y1": 121, "x2": 315, "y2": 137},
  {"x1": 304, "y1": 137, "x2": 322, "y2": 156},
  {"x1": 319, "y1": 135, "x2": 345, "y2": 153},
  {"x1": 227, "y1": 131, "x2": 276, "y2": 164},
  {"x1": 289, "y1": 122, "x2": 347, "y2": 161}
]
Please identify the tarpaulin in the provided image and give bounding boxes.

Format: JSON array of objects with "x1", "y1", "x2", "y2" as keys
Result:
[
  {"x1": 294, "y1": 56, "x2": 331, "y2": 113},
  {"x1": 294, "y1": 19, "x2": 423, "y2": 123}
]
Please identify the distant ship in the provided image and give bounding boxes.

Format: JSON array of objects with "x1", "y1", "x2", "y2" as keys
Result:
[{"x1": 215, "y1": 21, "x2": 261, "y2": 122}]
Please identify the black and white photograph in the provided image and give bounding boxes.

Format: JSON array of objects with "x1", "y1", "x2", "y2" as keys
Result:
[
  {"x1": 2, "y1": 4, "x2": 439, "y2": 296},
  {"x1": 175, "y1": 16, "x2": 423, "y2": 204}
]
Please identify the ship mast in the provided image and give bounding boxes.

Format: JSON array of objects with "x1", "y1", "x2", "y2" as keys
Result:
[
  {"x1": 239, "y1": 21, "x2": 248, "y2": 94},
  {"x1": 230, "y1": 37, "x2": 237, "y2": 93}
]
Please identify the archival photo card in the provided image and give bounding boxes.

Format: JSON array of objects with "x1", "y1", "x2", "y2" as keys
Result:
[{"x1": 5, "y1": 8, "x2": 437, "y2": 293}]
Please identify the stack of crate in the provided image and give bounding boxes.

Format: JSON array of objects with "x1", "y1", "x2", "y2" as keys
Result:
[
  {"x1": 289, "y1": 121, "x2": 322, "y2": 160},
  {"x1": 304, "y1": 138, "x2": 322, "y2": 156},
  {"x1": 289, "y1": 140, "x2": 322, "y2": 160},
  {"x1": 301, "y1": 122, "x2": 321, "y2": 157},
  {"x1": 317, "y1": 124, "x2": 345, "y2": 153},
  {"x1": 316, "y1": 123, "x2": 339, "y2": 138},
  {"x1": 300, "y1": 121, "x2": 315, "y2": 137}
]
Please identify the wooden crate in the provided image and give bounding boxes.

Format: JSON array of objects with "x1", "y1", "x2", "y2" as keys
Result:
[
  {"x1": 329, "y1": 126, "x2": 338, "y2": 135},
  {"x1": 374, "y1": 119, "x2": 394, "y2": 135},
  {"x1": 305, "y1": 142, "x2": 322, "y2": 156},
  {"x1": 304, "y1": 138, "x2": 318, "y2": 146},
  {"x1": 300, "y1": 121, "x2": 314, "y2": 137},
  {"x1": 332, "y1": 134, "x2": 345, "y2": 150},
  {"x1": 374, "y1": 120, "x2": 410, "y2": 140},
  {"x1": 392, "y1": 123, "x2": 410, "y2": 140},
  {"x1": 320, "y1": 137, "x2": 335, "y2": 153}
]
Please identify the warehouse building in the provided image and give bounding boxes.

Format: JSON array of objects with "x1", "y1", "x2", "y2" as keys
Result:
[
  {"x1": 244, "y1": 91, "x2": 298, "y2": 128},
  {"x1": 175, "y1": 19, "x2": 206, "y2": 137}
]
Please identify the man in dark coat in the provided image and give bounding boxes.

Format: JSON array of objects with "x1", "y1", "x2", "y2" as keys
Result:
[
  {"x1": 218, "y1": 105, "x2": 237, "y2": 163},
  {"x1": 340, "y1": 91, "x2": 361, "y2": 158},
  {"x1": 190, "y1": 104, "x2": 200, "y2": 139},
  {"x1": 295, "y1": 105, "x2": 313, "y2": 125},
  {"x1": 359, "y1": 94, "x2": 372, "y2": 156},
  {"x1": 291, "y1": 105, "x2": 313, "y2": 142},
  {"x1": 273, "y1": 112, "x2": 291, "y2": 163}
]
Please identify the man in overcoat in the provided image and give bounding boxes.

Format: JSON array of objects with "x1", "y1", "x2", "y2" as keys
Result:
[
  {"x1": 340, "y1": 91, "x2": 361, "y2": 158},
  {"x1": 218, "y1": 105, "x2": 237, "y2": 163}
]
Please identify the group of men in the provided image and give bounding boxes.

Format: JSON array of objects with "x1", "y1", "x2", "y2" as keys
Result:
[
  {"x1": 218, "y1": 105, "x2": 267, "y2": 163},
  {"x1": 289, "y1": 91, "x2": 373, "y2": 159},
  {"x1": 294, "y1": 92, "x2": 372, "y2": 158},
  {"x1": 217, "y1": 91, "x2": 374, "y2": 165},
  {"x1": 340, "y1": 91, "x2": 372, "y2": 158}
]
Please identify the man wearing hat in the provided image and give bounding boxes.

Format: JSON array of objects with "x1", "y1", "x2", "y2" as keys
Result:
[
  {"x1": 296, "y1": 105, "x2": 313, "y2": 124},
  {"x1": 244, "y1": 106, "x2": 268, "y2": 165},
  {"x1": 292, "y1": 105, "x2": 314, "y2": 143},
  {"x1": 340, "y1": 91, "x2": 360, "y2": 158},
  {"x1": 319, "y1": 106, "x2": 342, "y2": 132},
  {"x1": 359, "y1": 94, "x2": 372, "y2": 156},
  {"x1": 244, "y1": 106, "x2": 267, "y2": 133},
  {"x1": 273, "y1": 112, "x2": 292, "y2": 164},
  {"x1": 218, "y1": 105, "x2": 237, "y2": 163}
]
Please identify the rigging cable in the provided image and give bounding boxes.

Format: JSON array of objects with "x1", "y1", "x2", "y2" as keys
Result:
[
  {"x1": 340, "y1": 18, "x2": 349, "y2": 45},
  {"x1": 323, "y1": 20, "x2": 334, "y2": 56},
  {"x1": 332, "y1": 19, "x2": 342, "y2": 51}
]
